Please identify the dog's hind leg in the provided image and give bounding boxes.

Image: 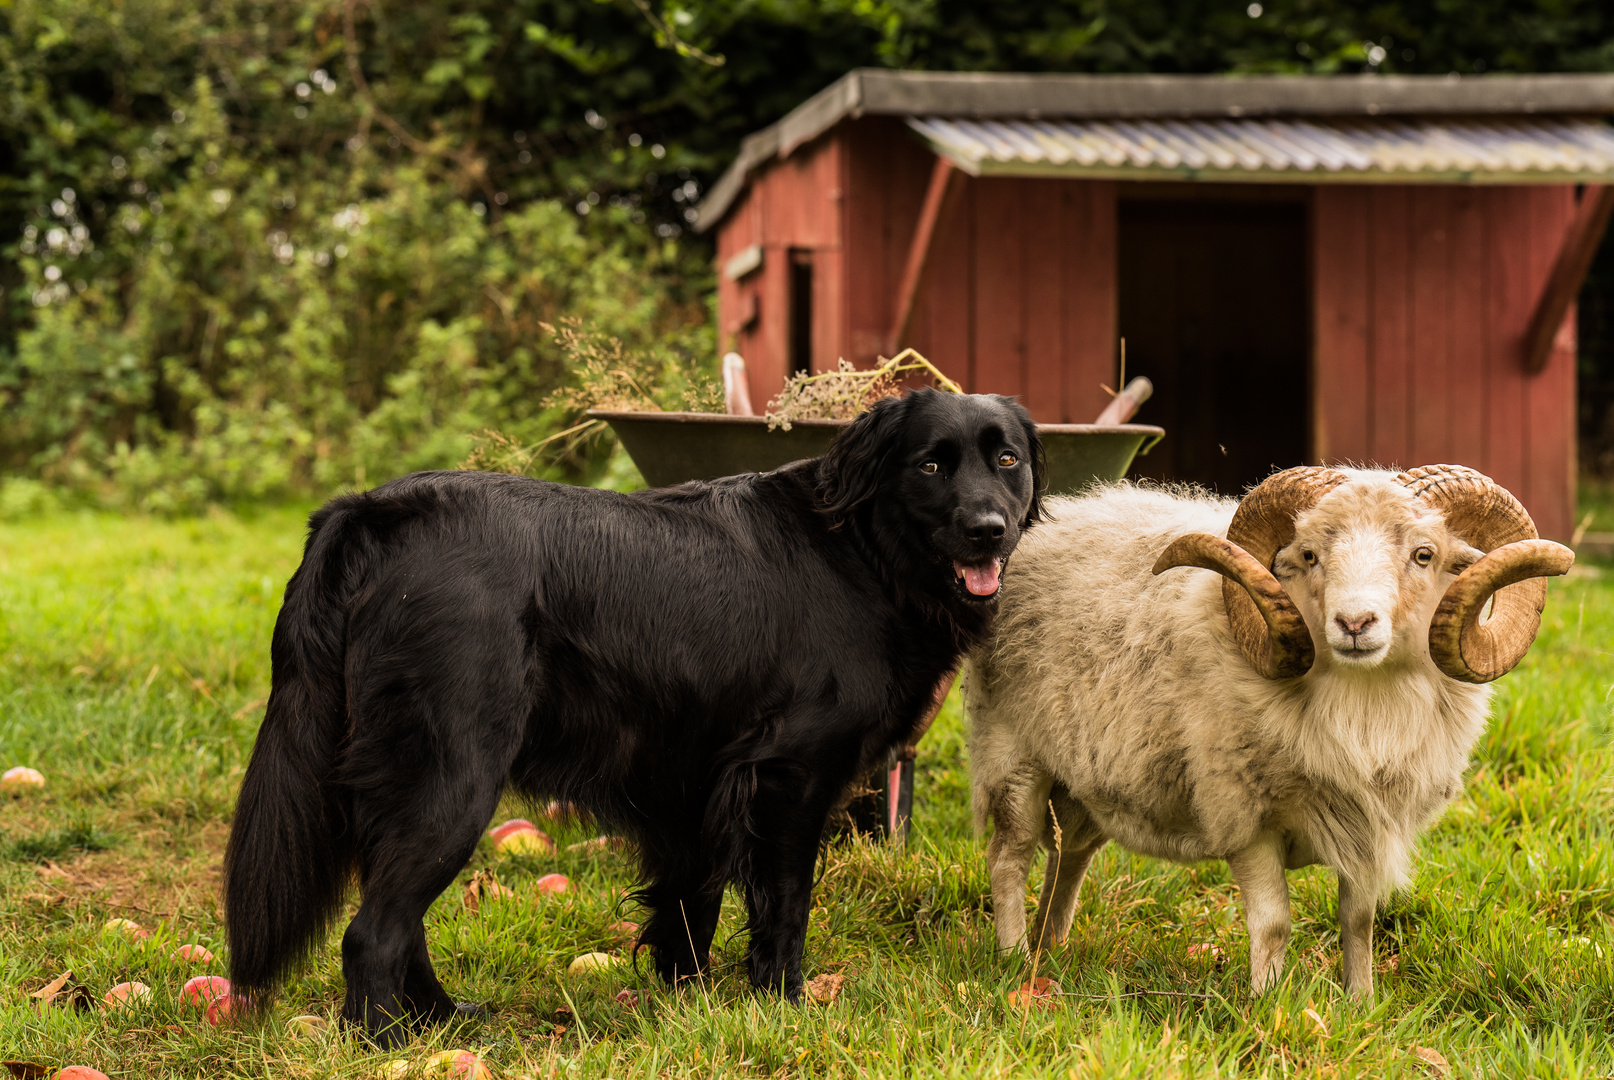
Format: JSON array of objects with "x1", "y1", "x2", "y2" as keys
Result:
[
  {"x1": 338, "y1": 707, "x2": 515, "y2": 1046},
  {"x1": 340, "y1": 779, "x2": 502, "y2": 1044}
]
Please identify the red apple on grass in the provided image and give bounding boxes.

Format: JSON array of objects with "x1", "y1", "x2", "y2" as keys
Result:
[
  {"x1": 2, "y1": 765, "x2": 45, "y2": 791},
  {"x1": 172, "y1": 943, "x2": 215, "y2": 964},
  {"x1": 102, "y1": 981, "x2": 151, "y2": 1009},
  {"x1": 487, "y1": 818, "x2": 555, "y2": 856},
  {"x1": 103, "y1": 917, "x2": 149, "y2": 941},
  {"x1": 52, "y1": 1068, "x2": 111, "y2": 1080},
  {"x1": 424, "y1": 1049, "x2": 494, "y2": 1078},
  {"x1": 534, "y1": 873, "x2": 570, "y2": 896},
  {"x1": 182, "y1": 975, "x2": 232, "y2": 1008},
  {"x1": 205, "y1": 993, "x2": 243, "y2": 1026}
]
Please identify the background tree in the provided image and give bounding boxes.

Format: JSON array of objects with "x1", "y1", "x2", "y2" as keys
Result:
[{"x1": 2, "y1": 0, "x2": 1611, "y2": 508}]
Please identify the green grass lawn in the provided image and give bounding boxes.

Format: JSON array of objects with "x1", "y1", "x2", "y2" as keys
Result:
[{"x1": 1, "y1": 507, "x2": 1612, "y2": 1078}]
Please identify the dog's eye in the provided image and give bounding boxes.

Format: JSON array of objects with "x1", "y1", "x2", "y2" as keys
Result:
[
  {"x1": 1414, "y1": 546, "x2": 1434, "y2": 567},
  {"x1": 997, "y1": 451, "x2": 1018, "y2": 468},
  {"x1": 919, "y1": 461, "x2": 939, "y2": 474}
]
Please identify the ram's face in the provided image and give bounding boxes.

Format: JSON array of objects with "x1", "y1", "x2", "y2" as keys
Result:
[{"x1": 1271, "y1": 483, "x2": 1482, "y2": 670}]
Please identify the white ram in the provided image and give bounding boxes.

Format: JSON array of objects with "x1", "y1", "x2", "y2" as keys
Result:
[{"x1": 965, "y1": 465, "x2": 1573, "y2": 994}]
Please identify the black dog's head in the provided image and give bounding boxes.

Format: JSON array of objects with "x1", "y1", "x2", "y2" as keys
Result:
[{"x1": 816, "y1": 389, "x2": 1043, "y2": 604}]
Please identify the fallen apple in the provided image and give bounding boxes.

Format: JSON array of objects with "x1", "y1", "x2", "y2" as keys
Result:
[
  {"x1": 534, "y1": 873, "x2": 570, "y2": 896},
  {"x1": 613, "y1": 988, "x2": 640, "y2": 1008},
  {"x1": 102, "y1": 981, "x2": 151, "y2": 1009},
  {"x1": 181, "y1": 975, "x2": 232, "y2": 1008},
  {"x1": 51, "y1": 1068, "x2": 111, "y2": 1080},
  {"x1": 205, "y1": 992, "x2": 243, "y2": 1026},
  {"x1": 424, "y1": 1048, "x2": 494, "y2": 1078},
  {"x1": 1, "y1": 765, "x2": 45, "y2": 791},
  {"x1": 1006, "y1": 976, "x2": 1062, "y2": 1011},
  {"x1": 172, "y1": 943, "x2": 215, "y2": 964},
  {"x1": 488, "y1": 820, "x2": 555, "y2": 857},
  {"x1": 487, "y1": 818, "x2": 535, "y2": 842},
  {"x1": 565, "y1": 836, "x2": 632, "y2": 855},
  {"x1": 606, "y1": 920, "x2": 640, "y2": 940},
  {"x1": 567, "y1": 951, "x2": 619, "y2": 975},
  {"x1": 287, "y1": 1014, "x2": 328, "y2": 1037},
  {"x1": 103, "y1": 918, "x2": 149, "y2": 941},
  {"x1": 541, "y1": 800, "x2": 578, "y2": 821}
]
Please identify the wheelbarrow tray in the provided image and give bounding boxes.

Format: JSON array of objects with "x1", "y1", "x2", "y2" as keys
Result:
[{"x1": 588, "y1": 410, "x2": 1163, "y2": 495}]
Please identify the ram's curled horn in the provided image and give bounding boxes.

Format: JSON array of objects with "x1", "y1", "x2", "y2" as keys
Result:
[
  {"x1": 1397, "y1": 465, "x2": 1575, "y2": 683},
  {"x1": 1153, "y1": 466, "x2": 1350, "y2": 679}
]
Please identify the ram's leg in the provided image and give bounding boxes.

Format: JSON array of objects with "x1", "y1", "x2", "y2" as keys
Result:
[
  {"x1": 1228, "y1": 838, "x2": 1291, "y2": 994},
  {"x1": 1338, "y1": 875, "x2": 1376, "y2": 996},
  {"x1": 984, "y1": 764, "x2": 1055, "y2": 953},
  {"x1": 1028, "y1": 788, "x2": 1104, "y2": 952}
]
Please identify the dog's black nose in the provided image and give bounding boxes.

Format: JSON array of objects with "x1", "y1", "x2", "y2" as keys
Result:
[{"x1": 966, "y1": 512, "x2": 1007, "y2": 543}]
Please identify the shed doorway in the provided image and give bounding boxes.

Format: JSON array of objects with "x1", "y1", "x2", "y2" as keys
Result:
[{"x1": 1118, "y1": 194, "x2": 1310, "y2": 495}]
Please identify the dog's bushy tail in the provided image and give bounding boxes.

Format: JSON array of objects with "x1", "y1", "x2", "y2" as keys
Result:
[{"x1": 225, "y1": 500, "x2": 367, "y2": 1002}]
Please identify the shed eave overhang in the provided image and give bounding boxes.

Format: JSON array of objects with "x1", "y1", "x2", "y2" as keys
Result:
[
  {"x1": 694, "y1": 69, "x2": 1614, "y2": 232},
  {"x1": 943, "y1": 159, "x2": 1614, "y2": 185}
]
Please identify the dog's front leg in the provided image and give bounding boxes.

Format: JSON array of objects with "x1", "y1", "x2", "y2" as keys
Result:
[
  {"x1": 739, "y1": 762, "x2": 835, "y2": 1000},
  {"x1": 636, "y1": 840, "x2": 724, "y2": 988}
]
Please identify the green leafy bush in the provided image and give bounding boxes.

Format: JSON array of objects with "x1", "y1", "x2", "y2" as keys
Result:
[{"x1": 2, "y1": 0, "x2": 1610, "y2": 510}]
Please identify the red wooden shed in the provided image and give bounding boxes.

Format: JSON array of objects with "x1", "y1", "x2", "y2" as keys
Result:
[{"x1": 695, "y1": 71, "x2": 1614, "y2": 539}]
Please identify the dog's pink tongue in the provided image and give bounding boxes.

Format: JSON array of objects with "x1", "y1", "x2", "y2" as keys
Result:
[{"x1": 955, "y1": 559, "x2": 1002, "y2": 596}]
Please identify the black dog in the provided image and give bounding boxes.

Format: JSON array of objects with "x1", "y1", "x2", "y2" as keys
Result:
[{"x1": 224, "y1": 389, "x2": 1042, "y2": 1043}]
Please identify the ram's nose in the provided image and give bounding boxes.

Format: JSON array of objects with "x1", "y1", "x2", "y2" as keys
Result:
[
  {"x1": 1334, "y1": 612, "x2": 1379, "y2": 640},
  {"x1": 965, "y1": 512, "x2": 1007, "y2": 544}
]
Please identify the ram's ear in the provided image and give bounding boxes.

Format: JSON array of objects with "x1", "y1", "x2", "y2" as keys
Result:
[{"x1": 816, "y1": 395, "x2": 907, "y2": 521}]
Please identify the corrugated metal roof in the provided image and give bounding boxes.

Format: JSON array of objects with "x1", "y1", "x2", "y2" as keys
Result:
[
  {"x1": 907, "y1": 115, "x2": 1614, "y2": 182},
  {"x1": 695, "y1": 71, "x2": 1614, "y2": 230}
]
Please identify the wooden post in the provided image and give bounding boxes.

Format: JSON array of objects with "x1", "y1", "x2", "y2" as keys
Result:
[
  {"x1": 1523, "y1": 184, "x2": 1614, "y2": 374},
  {"x1": 886, "y1": 157, "x2": 960, "y2": 357}
]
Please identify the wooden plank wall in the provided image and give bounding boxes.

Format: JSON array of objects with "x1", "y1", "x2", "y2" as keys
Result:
[
  {"x1": 714, "y1": 133, "x2": 844, "y2": 410},
  {"x1": 1313, "y1": 185, "x2": 1577, "y2": 539},
  {"x1": 838, "y1": 118, "x2": 1118, "y2": 424}
]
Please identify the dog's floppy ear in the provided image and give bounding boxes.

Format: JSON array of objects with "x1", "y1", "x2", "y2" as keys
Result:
[
  {"x1": 816, "y1": 394, "x2": 907, "y2": 521},
  {"x1": 1007, "y1": 397, "x2": 1045, "y2": 528}
]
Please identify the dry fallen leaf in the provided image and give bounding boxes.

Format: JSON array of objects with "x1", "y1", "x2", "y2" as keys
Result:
[
  {"x1": 1410, "y1": 1046, "x2": 1450, "y2": 1076},
  {"x1": 2, "y1": 1061, "x2": 49, "y2": 1079},
  {"x1": 29, "y1": 970, "x2": 73, "y2": 1004},
  {"x1": 1007, "y1": 976, "x2": 1062, "y2": 1010},
  {"x1": 1303, "y1": 1006, "x2": 1330, "y2": 1038},
  {"x1": 805, "y1": 973, "x2": 846, "y2": 1004},
  {"x1": 29, "y1": 970, "x2": 92, "y2": 1012},
  {"x1": 463, "y1": 869, "x2": 517, "y2": 913}
]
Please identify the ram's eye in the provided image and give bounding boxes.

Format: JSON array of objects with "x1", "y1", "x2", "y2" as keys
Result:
[
  {"x1": 920, "y1": 461, "x2": 939, "y2": 474},
  {"x1": 1414, "y1": 546, "x2": 1434, "y2": 567},
  {"x1": 1302, "y1": 550, "x2": 1317, "y2": 566},
  {"x1": 997, "y1": 451, "x2": 1018, "y2": 468}
]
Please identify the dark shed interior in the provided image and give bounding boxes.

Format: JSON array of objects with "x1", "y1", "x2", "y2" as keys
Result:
[{"x1": 1119, "y1": 192, "x2": 1310, "y2": 494}]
